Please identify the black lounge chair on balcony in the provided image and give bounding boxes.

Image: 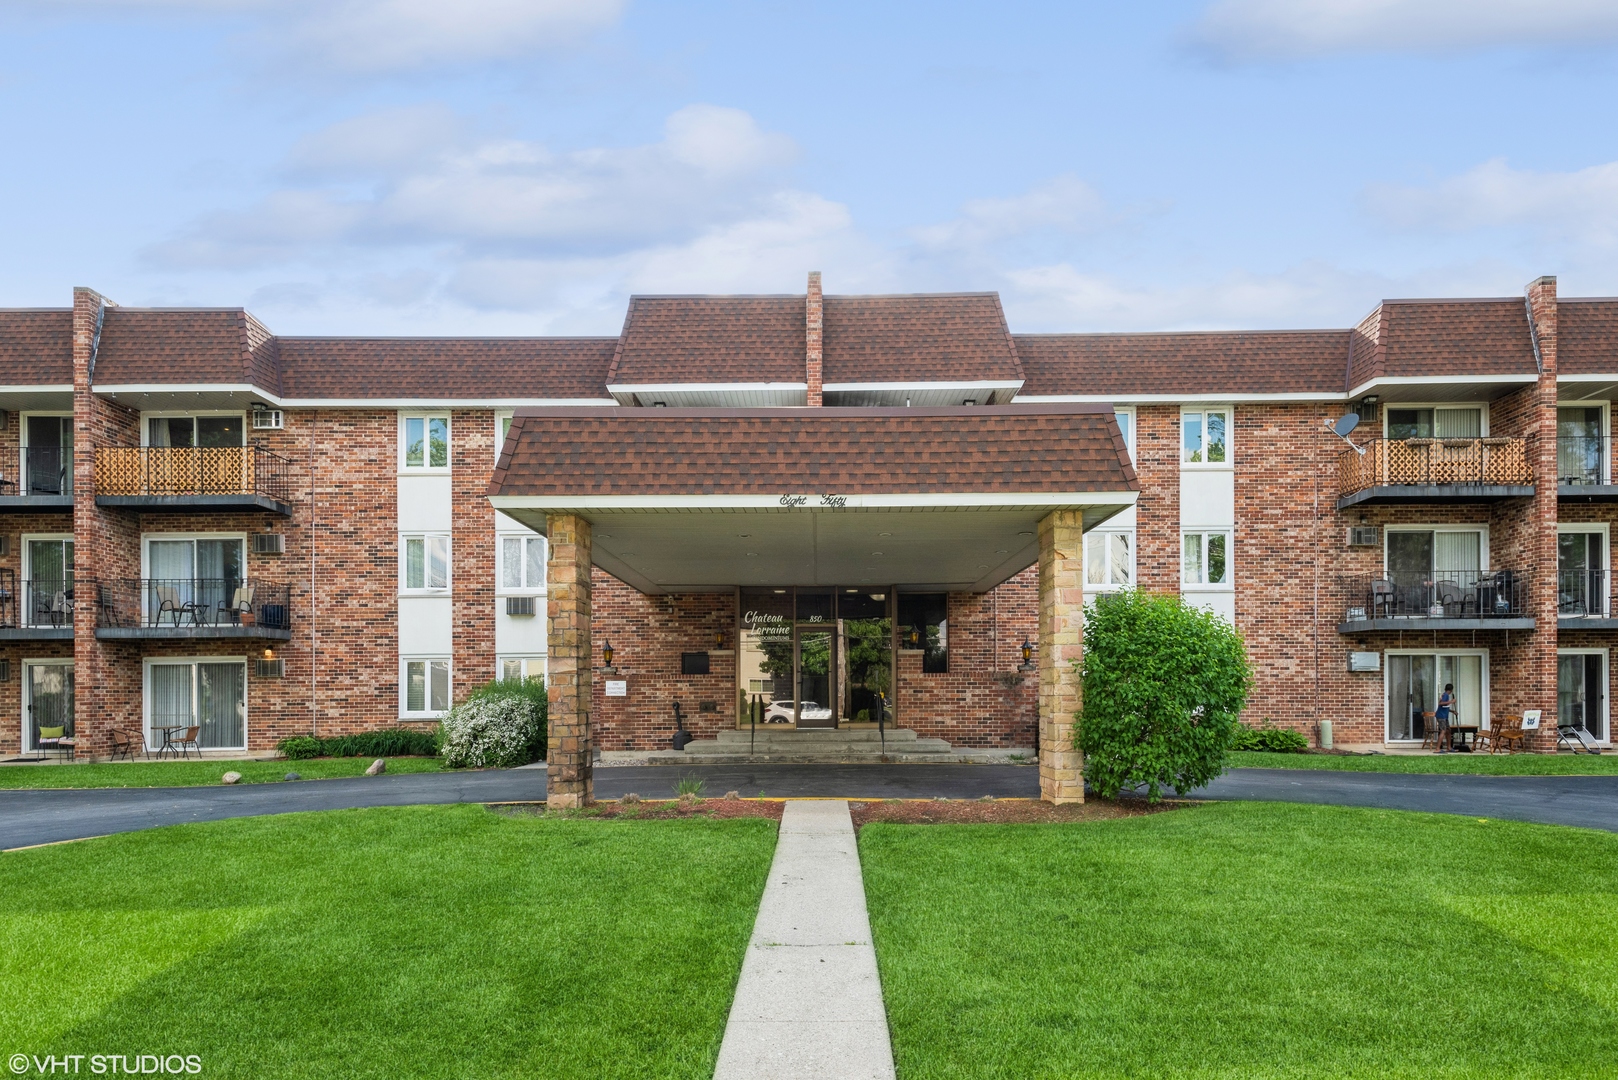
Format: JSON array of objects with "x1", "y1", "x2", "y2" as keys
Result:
[{"x1": 1371, "y1": 579, "x2": 1396, "y2": 618}]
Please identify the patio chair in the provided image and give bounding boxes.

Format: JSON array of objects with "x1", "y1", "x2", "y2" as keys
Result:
[
  {"x1": 1558, "y1": 723, "x2": 1603, "y2": 755},
  {"x1": 1371, "y1": 579, "x2": 1396, "y2": 618},
  {"x1": 35, "y1": 724, "x2": 71, "y2": 761},
  {"x1": 96, "y1": 583, "x2": 127, "y2": 629},
  {"x1": 110, "y1": 728, "x2": 135, "y2": 761},
  {"x1": 32, "y1": 588, "x2": 70, "y2": 628},
  {"x1": 217, "y1": 585, "x2": 255, "y2": 626},
  {"x1": 172, "y1": 726, "x2": 201, "y2": 760},
  {"x1": 1436, "y1": 580, "x2": 1466, "y2": 617},
  {"x1": 1420, "y1": 711, "x2": 1443, "y2": 751},
  {"x1": 1490, "y1": 715, "x2": 1526, "y2": 754},
  {"x1": 154, "y1": 585, "x2": 199, "y2": 627}
]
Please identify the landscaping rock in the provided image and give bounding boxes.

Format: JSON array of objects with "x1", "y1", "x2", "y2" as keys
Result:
[
  {"x1": 621, "y1": 792, "x2": 641, "y2": 803},
  {"x1": 724, "y1": 790, "x2": 740, "y2": 800},
  {"x1": 284, "y1": 772, "x2": 301, "y2": 781},
  {"x1": 365, "y1": 759, "x2": 386, "y2": 776},
  {"x1": 221, "y1": 772, "x2": 242, "y2": 785}
]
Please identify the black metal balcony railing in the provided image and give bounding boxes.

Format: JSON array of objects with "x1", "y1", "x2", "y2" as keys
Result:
[
  {"x1": 0, "y1": 446, "x2": 73, "y2": 497},
  {"x1": 1557, "y1": 435, "x2": 1610, "y2": 486},
  {"x1": 1343, "y1": 570, "x2": 1532, "y2": 621},
  {"x1": 93, "y1": 445, "x2": 294, "y2": 504},
  {"x1": 0, "y1": 570, "x2": 76, "y2": 628},
  {"x1": 95, "y1": 578, "x2": 291, "y2": 631},
  {"x1": 1558, "y1": 568, "x2": 1610, "y2": 617},
  {"x1": 1339, "y1": 437, "x2": 1533, "y2": 498}
]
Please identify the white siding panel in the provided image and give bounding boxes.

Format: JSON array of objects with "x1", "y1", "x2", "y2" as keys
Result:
[
  {"x1": 398, "y1": 596, "x2": 453, "y2": 654},
  {"x1": 495, "y1": 603, "x2": 549, "y2": 655},
  {"x1": 1181, "y1": 469, "x2": 1234, "y2": 528},
  {"x1": 398, "y1": 475, "x2": 453, "y2": 532},
  {"x1": 1186, "y1": 591, "x2": 1236, "y2": 623}
]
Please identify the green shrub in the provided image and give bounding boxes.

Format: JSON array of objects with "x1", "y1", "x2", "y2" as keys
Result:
[
  {"x1": 278, "y1": 736, "x2": 320, "y2": 760},
  {"x1": 276, "y1": 729, "x2": 440, "y2": 760},
  {"x1": 1231, "y1": 724, "x2": 1310, "y2": 753},
  {"x1": 1079, "y1": 590, "x2": 1252, "y2": 801},
  {"x1": 468, "y1": 676, "x2": 548, "y2": 762}
]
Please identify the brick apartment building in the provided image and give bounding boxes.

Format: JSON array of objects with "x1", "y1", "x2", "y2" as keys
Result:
[{"x1": 0, "y1": 273, "x2": 1611, "y2": 798}]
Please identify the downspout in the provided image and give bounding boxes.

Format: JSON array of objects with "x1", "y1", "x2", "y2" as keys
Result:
[
  {"x1": 1525, "y1": 296, "x2": 1545, "y2": 375},
  {"x1": 309, "y1": 410, "x2": 318, "y2": 737},
  {"x1": 86, "y1": 301, "x2": 106, "y2": 385}
]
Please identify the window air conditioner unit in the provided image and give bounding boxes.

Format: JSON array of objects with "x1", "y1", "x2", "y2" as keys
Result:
[
  {"x1": 253, "y1": 533, "x2": 285, "y2": 555},
  {"x1": 1347, "y1": 527, "x2": 1379, "y2": 547},
  {"x1": 252, "y1": 409, "x2": 284, "y2": 430},
  {"x1": 256, "y1": 658, "x2": 284, "y2": 678},
  {"x1": 506, "y1": 596, "x2": 537, "y2": 616}
]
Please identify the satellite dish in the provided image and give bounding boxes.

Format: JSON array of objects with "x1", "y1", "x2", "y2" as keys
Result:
[{"x1": 1332, "y1": 413, "x2": 1360, "y2": 437}]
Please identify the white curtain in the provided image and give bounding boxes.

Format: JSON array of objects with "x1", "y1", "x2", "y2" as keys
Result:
[
  {"x1": 150, "y1": 664, "x2": 194, "y2": 743},
  {"x1": 1434, "y1": 531, "x2": 1481, "y2": 577},
  {"x1": 1438, "y1": 655, "x2": 1484, "y2": 729},
  {"x1": 198, "y1": 663, "x2": 245, "y2": 748},
  {"x1": 1434, "y1": 409, "x2": 1482, "y2": 438}
]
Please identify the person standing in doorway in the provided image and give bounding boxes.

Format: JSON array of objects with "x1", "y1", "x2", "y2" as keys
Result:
[{"x1": 1436, "y1": 683, "x2": 1456, "y2": 751}]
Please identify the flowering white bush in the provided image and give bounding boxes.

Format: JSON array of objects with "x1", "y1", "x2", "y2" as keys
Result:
[{"x1": 439, "y1": 694, "x2": 541, "y2": 769}]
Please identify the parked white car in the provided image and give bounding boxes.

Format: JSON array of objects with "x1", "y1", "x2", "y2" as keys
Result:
[{"x1": 763, "y1": 699, "x2": 833, "y2": 723}]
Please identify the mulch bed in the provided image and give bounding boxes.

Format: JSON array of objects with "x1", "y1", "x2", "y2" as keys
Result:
[{"x1": 490, "y1": 794, "x2": 1186, "y2": 828}]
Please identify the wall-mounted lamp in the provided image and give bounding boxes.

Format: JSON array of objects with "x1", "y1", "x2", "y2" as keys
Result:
[
  {"x1": 602, "y1": 640, "x2": 615, "y2": 669},
  {"x1": 906, "y1": 624, "x2": 922, "y2": 648},
  {"x1": 1018, "y1": 636, "x2": 1035, "y2": 671},
  {"x1": 263, "y1": 647, "x2": 274, "y2": 661},
  {"x1": 714, "y1": 628, "x2": 725, "y2": 650}
]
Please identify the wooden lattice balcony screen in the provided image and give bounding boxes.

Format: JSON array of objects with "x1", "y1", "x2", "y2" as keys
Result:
[
  {"x1": 93, "y1": 446, "x2": 293, "y2": 502},
  {"x1": 1339, "y1": 437, "x2": 1533, "y2": 498}
]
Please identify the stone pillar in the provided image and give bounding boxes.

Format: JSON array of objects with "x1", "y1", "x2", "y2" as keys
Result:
[
  {"x1": 546, "y1": 513, "x2": 593, "y2": 807},
  {"x1": 1037, "y1": 510, "x2": 1085, "y2": 803}
]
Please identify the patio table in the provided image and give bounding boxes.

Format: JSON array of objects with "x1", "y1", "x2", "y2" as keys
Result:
[
  {"x1": 153, "y1": 725, "x2": 187, "y2": 759},
  {"x1": 1448, "y1": 724, "x2": 1480, "y2": 752}
]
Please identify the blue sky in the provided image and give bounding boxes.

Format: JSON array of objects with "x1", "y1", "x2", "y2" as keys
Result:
[{"x1": 4, "y1": 0, "x2": 1618, "y2": 335}]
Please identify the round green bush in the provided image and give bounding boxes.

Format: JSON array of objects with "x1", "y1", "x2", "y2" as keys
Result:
[
  {"x1": 277, "y1": 736, "x2": 320, "y2": 760},
  {"x1": 440, "y1": 693, "x2": 542, "y2": 769},
  {"x1": 1079, "y1": 590, "x2": 1252, "y2": 801}
]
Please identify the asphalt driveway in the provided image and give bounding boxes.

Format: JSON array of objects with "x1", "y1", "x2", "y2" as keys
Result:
[{"x1": 2, "y1": 763, "x2": 1614, "y2": 850}]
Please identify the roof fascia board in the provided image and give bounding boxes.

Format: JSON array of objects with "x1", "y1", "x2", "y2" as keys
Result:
[
  {"x1": 94, "y1": 384, "x2": 618, "y2": 408},
  {"x1": 0, "y1": 384, "x2": 73, "y2": 394},
  {"x1": 607, "y1": 382, "x2": 809, "y2": 393},
  {"x1": 491, "y1": 491, "x2": 1139, "y2": 512},
  {"x1": 1346, "y1": 373, "x2": 1538, "y2": 399},
  {"x1": 1015, "y1": 392, "x2": 1345, "y2": 403},
  {"x1": 822, "y1": 380, "x2": 1023, "y2": 392}
]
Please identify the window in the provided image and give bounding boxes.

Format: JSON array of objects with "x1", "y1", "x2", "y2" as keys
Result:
[
  {"x1": 143, "y1": 535, "x2": 244, "y2": 624},
  {"x1": 496, "y1": 412, "x2": 515, "y2": 463},
  {"x1": 1558, "y1": 405, "x2": 1606, "y2": 485},
  {"x1": 1386, "y1": 407, "x2": 1482, "y2": 440},
  {"x1": 1182, "y1": 408, "x2": 1229, "y2": 465},
  {"x1": 1559, "y1": 528, "x2": 1607, "y2": 616},
  {"x1": 500, "y1": 656, "x2": 544, "y2": 683},
  {"x1": 403, "y1": 535, "x2": 450, "y2": 591},
  {"x1": 1559, "y1": 651, "x2": 1608, "y2": 744},
  {"x1": 898, "y1": 593, "x2": 948, "y2": 673},
  {"x1": 402, "y1": 415, "x2": 449, "y2": 470},
  {"x1": 499, "y1": 534, "x2": 547, "y2": 592},
  {"x1": 1085, "y1": 530, "x2": 1133, "y2": 589},
  {"x1": 1113, "y1": 408, "x2": 1134, "y2": 462},
  {"x1": 146, "y1": 659, "x2": 247, "y2": 750},
  {"x1": 22, "y1": 536, "x2": 73, "y2": 628},
  {"x1": 21, "y1": 414, "x2": 72, "y2": 496},
  {"x1": 146, "y1": 414, "x2": 245, "y2": 447},
  {"x1": 404, "y1": 659, "x2": 451, "y2": 716},
  {"x1": 1183, "y1": 532, "x2": 1230, "y2": 586}
]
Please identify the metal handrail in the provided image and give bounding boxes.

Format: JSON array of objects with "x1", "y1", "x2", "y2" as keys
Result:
[
  {"x1": 0, "y1": 446, "x2": 73, "y2": 497},
  {"x1": 94, "y1": 578, "x2": 291, "y2": 631},
  {"x1": 1341, "y1": 570, "x2": 1531, "y2": 620}
]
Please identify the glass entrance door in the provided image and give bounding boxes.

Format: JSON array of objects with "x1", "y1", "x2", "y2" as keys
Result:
[
  {"x1": 25, "y1": 662, "x2": 74, "y2": 752},
  {"x1": 795, "y1": 626, "x2": 836, "y2": 728},
  {"x1": 1559, "y1": 653, "x2": 1607, "y2": 742}
]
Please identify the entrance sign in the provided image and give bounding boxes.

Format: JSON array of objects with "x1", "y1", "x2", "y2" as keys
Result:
[{"x1": 778, "y1": 494, "x2": 847, "y2": 508}]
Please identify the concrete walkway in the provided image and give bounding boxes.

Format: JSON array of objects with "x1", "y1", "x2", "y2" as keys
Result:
[{"x1": 714, "y1": 800, "x2": 895, "y2": 1080}]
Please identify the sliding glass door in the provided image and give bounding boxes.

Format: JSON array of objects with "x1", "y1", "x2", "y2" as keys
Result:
[
  {"x1": 1558, "y1": 652, "x2": 1607, "y2": 743},
  {"x1": 1387, "y1": 652, "x2": 1485, "y2": 742},
  {"x1": 147, "y1": 660, "x2": 247, "y2": 750},
  {"x1": 24, "y1": 661, "x2": 73, "y2": 752}
]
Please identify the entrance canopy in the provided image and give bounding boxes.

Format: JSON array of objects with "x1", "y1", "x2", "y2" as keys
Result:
[{"x1": 489, "y1": 403, "x2": 1137, "y2": 594}]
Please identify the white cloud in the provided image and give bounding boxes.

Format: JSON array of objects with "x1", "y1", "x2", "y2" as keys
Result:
[
  {"x1": 5, "y1": 0, "x2": 623, "y2": 72},
  {"x1": 1191, "y1": 0, "x2": 1618, "y2": 60},
  {"x1": 911, "y1": 174, "x2": 1109, "y2": 251},
  {"x1": 1364, "y1": 157, "x2": 1618, "y2": 245}
]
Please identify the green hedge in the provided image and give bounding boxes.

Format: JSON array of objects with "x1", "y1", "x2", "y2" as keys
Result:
[
  {"x1": 466, "y1": 676, "x2": 548, "y2": 762},
  {"x1": 278, "y1": 729, "x2": 441, "y2": 760},
  {"x1": 1231, "y1": 725, "x2": 1310, "y2": 753}
]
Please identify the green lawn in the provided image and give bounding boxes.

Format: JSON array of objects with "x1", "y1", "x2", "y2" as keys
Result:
[
  {"x1": 0, "y1": 805, "x2": 775, "y2": 1078},
  {"x1": 0, "y1": 755, "x2": 447, "y2": 788},
  {"x1": 862, "y1": 801, "x2": 1618, "y2": 1079},
  {"x1": 1230, "y1": 749, "x2": 1618, "y2": 774}
]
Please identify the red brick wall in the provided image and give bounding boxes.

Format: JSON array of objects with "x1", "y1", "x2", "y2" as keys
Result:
[
  {"x1": 452, "y1": 409, "x2": 496, "y2": 699},
  {"x1": 1134, "y1": 405, "x2": 1180, "y2": 591}
]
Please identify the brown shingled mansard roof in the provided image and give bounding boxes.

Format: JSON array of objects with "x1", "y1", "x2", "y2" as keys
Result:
[
  {"x1": 1014, "y1": 330, "x2": 1350, "y2": 398},
  {"x1": 1556, "y1": 299, "x2": 1618, "y2": 375},
  {"x1": 276, "y1": 337, "x2": 617, "y2": 400},
  {"x1": 821, "y1": 293, "x2": 1022, "y2": 384},
  {"x1": 92, "y1": 308, "x2": 282, "y2": 392},
  {"x1": 608, "y1": 295, "x2": 807, "y2": 386},
  {"x1": 0, "y1": 310, "x2": 73, "y2": 385},
  {"x1": 489, "y1": 403, "x2": 1136, "y2": 497},
  {"x1": 1348, "y1": 299, "x2": 1537, "y2": 391}
]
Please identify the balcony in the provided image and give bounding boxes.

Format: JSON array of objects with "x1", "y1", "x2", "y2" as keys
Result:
[
  {"x1": 1557, "y1": 436, "x2": 1618, "y2": 501},
  {"x1": 0, "y1": 446, "x2": 74, "y2": 512},
  {"x1": 1338, "y1": 570, "x2": 1534, "y2": 632},
  {"x1": 1557, "y1": 568, "x2": 1618, "y2": 629},
  {"x1": 1337, "y1": 437, "x2": 1534, "y2": 508},
  {"x1": 94, "y1": 578, "x2": 291, "y2": 640},
  {"x1": 0, "y1": 570, "x2": 74, "y2": 639},
  {"x1": 93, "y1": 445, "x2": 294, "y2": 514}
]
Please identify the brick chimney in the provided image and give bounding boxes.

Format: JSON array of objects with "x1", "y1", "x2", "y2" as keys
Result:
[
  {"x1": 1526, "y1": 275, "x2": 1557, "y2": 375},
  {"x1": 805, "y1": 270, "x2": 823, "y2": 406}
]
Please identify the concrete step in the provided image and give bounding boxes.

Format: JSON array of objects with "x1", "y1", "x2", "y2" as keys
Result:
[
  {"x1": 639, "y1": 748, "x2": 960, "y2": 765},
  {"x1": 641, "y1": 727, "x2": 957, "y2": 764},
  {"x1": 713, "y1": 727, "x2": 923, "y2": 745}
]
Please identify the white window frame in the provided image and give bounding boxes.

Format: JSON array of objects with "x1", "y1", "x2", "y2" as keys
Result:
[
  {"x1": 1381, "y1": 403, "x2": 1490, "y2": 439},
  {"x1": 140, "y1": 532, "x2": 248, "y2": 577},
  {"x1": 1557, "y1": 522, "x2": 1611, "y2": 617},
  {"x1": 399, "y1": 412, "x2": 451, "y2": 473},
  {"x1": 21, "y1": 533, "x2": 75, "y2": 629},
  {"x1": 21, "y1": 657, "x2": 73, "y2": 754},
  {"x1": 1556, "y1": 399, "x2": 1610, "y2": 485},
  {"x1": 1112, "y1": 406, "x2": 1135, "y2": 464},
  {"x1": 1181, "y1": 529, "x2": 1233, "y2": 590},
  {"x1": 495, "y1": 410, "x2": 515, "y2": 465},
  {"x1": 1383, "y1": 648, "x2": 1490, "y2": 745},
  {"x1": 401, "y1": 656, "x2": 452, "y2": 718},
  {"x1": 1557, "y1": 647, "x2": 1611, "y2": 746},
  {"x1": 141, "y1": 656, "x2": 249, "y2": 752},
  {"x1": 138, "y1": 410, "x2": 249, "y2": 448},
  {"x1": 1084, "y1": 528, "x2": 1135, "y2": 591},
  {"x1": 1180, "y1": 406, "x2": 1232, "y2": 469},
  {"x1": 497, "y1": 532, "x2": 548, "y2": 595},
  {"x1": 1382, "y1": 524, "x2": 1491, "y2": 573},
  {"x1": 401, "y1": 533, "x2": 452, "y2": 594},
  {"x1": 498, "y1": 655, "x2": 546, "y2": 683}
]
